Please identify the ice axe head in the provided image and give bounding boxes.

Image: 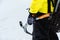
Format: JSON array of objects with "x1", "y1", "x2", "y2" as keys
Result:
[{"x1": 19, "y1": 21, "x2": 23, "y2": 27}]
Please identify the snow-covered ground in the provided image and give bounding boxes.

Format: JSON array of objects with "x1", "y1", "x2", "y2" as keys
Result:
[{"x1": 0, "y1": 0, "x2": 60, "y2": 40}]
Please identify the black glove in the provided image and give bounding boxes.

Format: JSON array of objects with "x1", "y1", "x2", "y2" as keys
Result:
[{"x1": 27, "y1": 13, "x2": 35, "y2": 25}]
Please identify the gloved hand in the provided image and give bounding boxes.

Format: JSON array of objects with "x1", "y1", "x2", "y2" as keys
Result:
[{"x1": 27, "y1": 13, "x2": 36, "y2": 25}]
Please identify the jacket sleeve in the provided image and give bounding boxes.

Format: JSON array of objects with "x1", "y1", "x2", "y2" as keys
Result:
[
  {"x1": 29, "y1": 0, "x2": 44, "y2": 14},
  {"x1": 51, "y1": 1, "x2": 54, "y2": 13}
]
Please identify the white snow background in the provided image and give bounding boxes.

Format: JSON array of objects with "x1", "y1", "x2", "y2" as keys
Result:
[{"x1": 0, "y1": 0, "x2": 60, "y2": 40}]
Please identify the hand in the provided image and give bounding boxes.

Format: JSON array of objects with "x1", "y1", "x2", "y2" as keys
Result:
[{"x1": 27, "y1": 14, "x2": 35, "y2": 25}]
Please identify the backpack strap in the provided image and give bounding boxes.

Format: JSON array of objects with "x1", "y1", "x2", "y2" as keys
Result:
[{"x1": 48, "y1": 0, "x2": 51, "y2": 13}]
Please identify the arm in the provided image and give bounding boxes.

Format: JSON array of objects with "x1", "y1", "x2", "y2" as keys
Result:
[{"x1": 37, "y1": 13, "x2": 50, "y2": 19}]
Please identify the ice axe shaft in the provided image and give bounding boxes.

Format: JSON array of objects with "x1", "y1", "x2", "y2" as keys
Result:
[{"x1": 19, "y1": 21, "x2": 32, "y2": 35}]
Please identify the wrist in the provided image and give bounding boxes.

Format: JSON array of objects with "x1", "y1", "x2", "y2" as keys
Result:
[{"x1": 29, "y1": 12, "x2": 36, "y2": 17}]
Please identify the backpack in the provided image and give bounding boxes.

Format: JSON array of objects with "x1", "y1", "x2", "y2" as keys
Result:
[{"x1": 49, "y1": 0, "x2": 60, "y2": 32}]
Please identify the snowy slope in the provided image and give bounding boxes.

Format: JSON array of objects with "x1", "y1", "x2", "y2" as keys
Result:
[{"x1": 0, "y1": 0, "x2": 60, "y2": 40}]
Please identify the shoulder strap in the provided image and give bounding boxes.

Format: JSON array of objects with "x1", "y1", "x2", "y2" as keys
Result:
[{"x1": 48, "y1": 0, "x2": 51, "y2": 13}]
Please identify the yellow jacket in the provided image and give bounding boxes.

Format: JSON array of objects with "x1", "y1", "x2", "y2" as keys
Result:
[{"x1": 29, "y1": 0, "x2": 54, "y2": 14}]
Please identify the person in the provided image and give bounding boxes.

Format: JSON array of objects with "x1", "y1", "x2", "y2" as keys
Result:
[{"x1": 27, "y1": 0, "x2": 59, "y2": 40}]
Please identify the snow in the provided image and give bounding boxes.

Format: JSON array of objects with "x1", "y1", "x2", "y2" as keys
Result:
[{"x1": 0, "y1": 0, "x2": 60, "y2": 40}]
